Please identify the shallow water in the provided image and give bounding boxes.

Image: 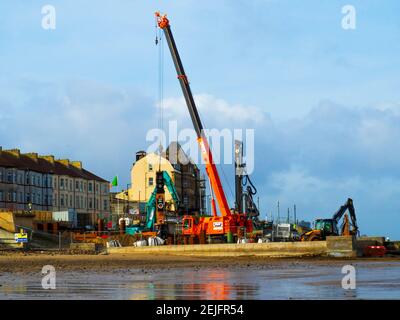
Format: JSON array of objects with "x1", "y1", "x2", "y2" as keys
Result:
[{"x1": 1, "y1": 261, "x2": 400, "y2": 299}]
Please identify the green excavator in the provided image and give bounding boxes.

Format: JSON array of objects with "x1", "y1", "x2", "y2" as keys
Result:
[{"x1": 126, "y1": 171, "x2": 180, "y2": 238}]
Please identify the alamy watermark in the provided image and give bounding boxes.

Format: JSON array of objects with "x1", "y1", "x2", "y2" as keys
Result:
[
  {"x1": 341, "y1": 5, "x2": 356, "y2": 30},
  {"x1": 146, "y1": 121, "x2": 255, "y2": 174},
  {"x1": 41, "y1": 265, "x2": 56, "y2": 290},
  {"x1": 41, "y1": 5, "x2": 56, "y2": 30},
  {"x1": 341, "y1": 265, "x2": 356, "y2": 290}
]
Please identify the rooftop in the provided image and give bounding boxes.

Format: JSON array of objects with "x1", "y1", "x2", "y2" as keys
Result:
[{"x1": 0, "y1": 146, "x2": 108, "y2": 183}]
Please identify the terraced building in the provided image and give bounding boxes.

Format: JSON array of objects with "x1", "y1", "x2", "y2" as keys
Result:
[{"x1": 0, "y1": 147, "x2": 110, "y2": 227}]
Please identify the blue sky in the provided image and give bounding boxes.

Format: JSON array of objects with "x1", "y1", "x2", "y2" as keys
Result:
[{"x1": 0, "y1": 1, "x2": 399, "y2": 238}]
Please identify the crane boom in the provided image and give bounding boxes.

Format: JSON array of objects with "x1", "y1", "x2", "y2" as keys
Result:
[{"x1": 155, "y1": 12, "x2": 231, "y2": 218}]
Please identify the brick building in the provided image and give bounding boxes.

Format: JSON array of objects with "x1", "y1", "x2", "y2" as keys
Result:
[{"x1": 0, "y1": 147, "x2": 110, "y2": 227}]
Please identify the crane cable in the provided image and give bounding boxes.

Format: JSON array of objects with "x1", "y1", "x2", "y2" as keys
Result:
[{"x1": 155, "y1": 18, "x2": 164, "y2": 171}]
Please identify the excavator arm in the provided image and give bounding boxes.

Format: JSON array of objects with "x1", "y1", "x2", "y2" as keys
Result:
[
  {"x1": 162, "y1": 171, "x2": 180, "y2": 206},
  {"x1": 145, "y1": 189, "x2": 157, "y2": 230},
  {"x1": 155, "y1": 12, "x2": 231, "y2": 218},
  {"x1": 332, "y1": 198, "x2": 359, "y2": 234}
]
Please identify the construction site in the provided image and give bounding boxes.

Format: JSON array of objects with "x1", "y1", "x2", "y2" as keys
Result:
[
  {"x1": 1, "y1": 8, "x2": 400, "y2": 301},
  {"x1": 1, "y1": 12, "x2": 398, "y2": 258}
]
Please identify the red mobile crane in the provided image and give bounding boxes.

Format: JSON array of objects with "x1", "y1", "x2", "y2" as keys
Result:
[{"x1": 155, "y1": 12, "x2": 253, "y2": 242}]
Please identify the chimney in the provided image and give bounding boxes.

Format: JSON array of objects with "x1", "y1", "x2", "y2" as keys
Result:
[
  {"x1": 5, "y1": 148, "x2": 20, "y2": 158},
  {"x1": 58, "y1": 159, "x2": 70, "y2": 167},
  {"x1": 71, "y1": 161, "x2": 82, "y2": 170},
  {"x1": 25, "y1": 152, "x2": 39, "y2": 162},
  {"x1": 136, "y1": 150, "x2": 147, "y2": 161},
  {"x1": 40, "y1": 155, "x2": 55, "y2": 165}
]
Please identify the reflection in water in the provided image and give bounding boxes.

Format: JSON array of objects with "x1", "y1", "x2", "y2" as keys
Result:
[
  {"x1": 1, "y1": 262, "x2": 400, "y2": 300},
  {"x1": 129, "y1": 270, "x2": 259, "y2": 300}
]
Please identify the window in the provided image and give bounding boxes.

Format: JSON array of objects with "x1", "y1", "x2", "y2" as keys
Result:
[
  {"x1": 76, "y1": 181, "x2": 79, "y2": 191},
  {"x1": 103, "y1": 199, "x2": 108, "y2": 210},
  {"x1": 183, "y1": 195, "x2": 189, "y2": 206},
  {"x1": 26, "y1": 193, "x2": 30, "y2": 203},
  {"x1": 0, "y1": 191, "x2": 3, "y2": 201},
  {"x1": 7, "y1": 172, "x2": 12, "y2": 183},
  {"x1": 0, "y1": 171, "x2": 3, "y2": 182},
  {"x1": 148, "y1": 177, "x2": 154, "y2": 186},
  {"x1": 60, "y1": 194, "x2": 64, "y2": 207},
  {"x1": 88, "y1": 182, "x2": 93, "y2": 192},
  {"x1": 69, "y1": 196, "x2": 72, "y2": 207},
  {"x1": 60, "y1": 178, "x2": 64, "y2": 189},
  {"x1": 148, "y1": 164, "x2": 153, "y2": 172}
]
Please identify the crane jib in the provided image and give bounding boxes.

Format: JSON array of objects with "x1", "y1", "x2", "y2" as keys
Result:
[
  {"x1": 163, "y1": 26, "x2": 204, "y2": 137},
  {"x1": 159, "y1": 20, "x2": 231, "y2": 218}
]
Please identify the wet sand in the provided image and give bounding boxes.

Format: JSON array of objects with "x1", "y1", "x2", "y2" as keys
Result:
[
  {"x1": 1, "y1": 251, "x2": 399, "y2": 273},
  {"x1": 1, "y1": 252, "x2": 400, "y2": 299}
]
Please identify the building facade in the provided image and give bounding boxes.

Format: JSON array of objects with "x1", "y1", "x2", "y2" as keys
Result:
[
  {"x1": 0, "y1": 147, "x2": 110, "y2": 227},
  {"x1": 116, "y1": 143, "x2": 206, "y2": 215}
]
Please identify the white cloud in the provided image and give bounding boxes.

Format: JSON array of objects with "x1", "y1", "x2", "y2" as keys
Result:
[{"x1": 162, "y1": 93, "x2": 267, "y2": 127}]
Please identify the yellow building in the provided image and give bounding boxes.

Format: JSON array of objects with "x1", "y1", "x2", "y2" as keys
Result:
[
  {"x1": 116, "y1": 153, "x2": 178, "y2": 208},
  {"x1": 116, "y1": 144, "x2": 206, "y2": 214}
]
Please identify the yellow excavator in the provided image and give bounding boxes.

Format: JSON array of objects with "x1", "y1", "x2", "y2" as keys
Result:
[{"x1": 301, "y1": 198, "x2": 359, "y2": 241}]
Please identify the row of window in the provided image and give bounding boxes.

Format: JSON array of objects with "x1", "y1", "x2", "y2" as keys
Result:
[
  {"x1": 0, "y1": 190, "x2": 52, "y2": 205},
  {"x1": 55, "y1": 193, "x2": 108, "y2": 210},
  {"x1": 0, "y1": 170, "x2": 52, "y2": 187},
  {"x1": 0, "y1": 190, "x2": 109, "y2": 210},
  {"x1": 0, "y1": 170, "x2": 108, "y2": 194},
  {"x1": 147, "y1": 177, "x2": 193, "y2": 188},
  {"x1": 57, "y1": 177, "x2": 100, "y2": 193}
]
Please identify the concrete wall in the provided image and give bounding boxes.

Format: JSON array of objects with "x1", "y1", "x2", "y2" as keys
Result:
[
  {"x1": 0, "y1": 211, "x2": 34, "y2": 233},
  {"x1": 326, "y1": 236, "x2": 357, "y2": 258},
  {"x1": 108, "y1": 241, "x2": 328, "y2": 257},
  {"x1": 0, "y1": 228, "x2": 22, "y2": 248},
  {"x1": 107, "y1": 236, "x2": 359, "y2": 258}
]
